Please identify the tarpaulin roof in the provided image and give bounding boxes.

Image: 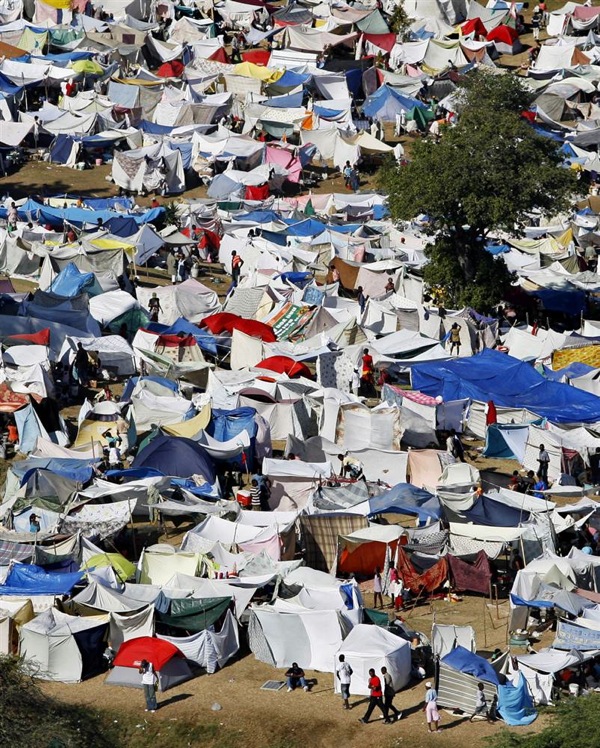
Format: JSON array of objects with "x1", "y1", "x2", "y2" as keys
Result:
[
  {"x1": 462, "y1": 494, "x2": 530, "y2": 527},
  {"x1": 0, "y1": 563, "x2": 84, "y2": 596},
  {"x1": 368, "y1": 483, "x2": 441, "y2": 521},
  {"x1": 442, "y1": 645, "x2": 500, "y2": 684},
  {"x1": 411, "y1": 349, "x2": 600, "y2": 423},
  {"x1": 156, "y1": 596, "x2": 231, "y2": 632}
]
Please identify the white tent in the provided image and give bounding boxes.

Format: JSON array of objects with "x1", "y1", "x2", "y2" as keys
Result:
[
  {"x1": 334, "y1": 624, "x2": 412, "y2": 695},
  {"x1": 20, "y1": 608, "x2": 108, "y2": 682}
]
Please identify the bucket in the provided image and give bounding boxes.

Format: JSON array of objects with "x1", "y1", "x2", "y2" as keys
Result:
[
  {"x1": 95, "y1": 158, "x2": 103, "y2": 166},
  {"x1": 569, "y1": 684, "x2": 580, "y2": 697}
]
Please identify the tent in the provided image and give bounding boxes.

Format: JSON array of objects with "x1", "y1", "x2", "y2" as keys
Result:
[
  {"x1": 106, "y1": 636, "x2": 194, "y2": 691},
  {"x1": 132, "y1": 434, "x2": 216, "y2": 484},
  {"x1": 157, "y1": 609, "x2": 239, "y2": 673},
  {"x1": 20, "y1": 608, "x2": 108, "y2": 682},
  {"x1": 0, "y1": 599, "x2": 34, "y2": 655},
  {"x1": 249, "y1": 604, "x2": 350, "y2": 672},
  {"x1": 334, "y1": 623, "x2": 412, "y2": 695},
  {"x1": 486, "y1": 25, "x2": 522, "y2": 55},
  {"x1": 411, "y1": 349, "x2": 600, "y2": 424}
]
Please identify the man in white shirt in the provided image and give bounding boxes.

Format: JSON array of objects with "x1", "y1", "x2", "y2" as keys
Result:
[{"x1": 336, "y1": 654, "x2": 353, "y2": 710}]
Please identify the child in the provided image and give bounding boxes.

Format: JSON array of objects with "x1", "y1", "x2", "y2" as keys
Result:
[{"x1": 470, "y1": 682, "x2": 492, "y2": 722}]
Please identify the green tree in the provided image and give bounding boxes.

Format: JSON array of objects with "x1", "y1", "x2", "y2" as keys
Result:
[
  {"x1": 379, "y1": 71, "x2": 577, "y2": 311},
  {"x1": 388, "y1": 1, "x2": 412, "y2": 39}
]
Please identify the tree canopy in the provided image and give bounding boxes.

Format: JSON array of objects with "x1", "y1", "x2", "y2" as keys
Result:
[{"x1": 379, "y1": 71, "x2": 577, "y2": 310}]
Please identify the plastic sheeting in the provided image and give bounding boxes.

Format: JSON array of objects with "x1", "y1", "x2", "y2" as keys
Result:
[{"x1": 412, "y1": 349, "x2": 600, "y2": 424}]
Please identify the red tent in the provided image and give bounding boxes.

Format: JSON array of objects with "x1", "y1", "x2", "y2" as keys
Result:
[
  {"x1": 256, "y1": 355, "x2": 311, "y2": 379},
  {"x1": 6, "y1": 328, "x2": 50, "y2": 346},
  {"x1": 156, "y1": 333, "x2": 198, "y2": 348},
  {"x1": 486, "y1": 24, "x2": 519, "y2": 43},
  {"x1": 245, "y1": 183, "x2": 270, "y2": 201},
  {"x1": 461, "y1": 18, "x2": 487, "y2": 37},
  {"x1": 242, "y1": 49, "x2": 271, "y2": 66},
  {"x1": 114, "y1": 637, "x2": 182, "y2": 670},
  {"x1": 200, "y1": 312, "x2": 241, "y2": 335},
  {"x1": 156, "y1": 60, "x2": 184, "y2": 78},
  {"x1": 200, "y1": 313, "x2": 277, "y2": 342},
  {"x1": 363, "y1": 33, "x2": 397, "y2": 53},
  {"x1": 208, "y1": 47, "x2": 230, "y2": 64}
]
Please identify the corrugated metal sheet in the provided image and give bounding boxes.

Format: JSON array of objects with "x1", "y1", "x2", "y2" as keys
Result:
[{"x1": 437, "y1": 663, "x2": 497, "y2": 714}]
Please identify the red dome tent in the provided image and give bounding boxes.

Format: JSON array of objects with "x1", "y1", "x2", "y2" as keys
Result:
[
  {"x1": 461, "y1": 18, "x2": 487, "y2": 38},
  {"x1": 486, "y1": 25, "x2": 522, "y2": 55},
  {"x1": 106, "y1": 636, "x2": 194, "y2": 691},
  {"x1": 256, "y1": 355, "x2": 312, "y2": 379}
]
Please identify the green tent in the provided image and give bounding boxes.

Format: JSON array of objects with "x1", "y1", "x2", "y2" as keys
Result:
[
  {"x1": 156, "y1": 597, "x2": 232, "y2": 633},
  {"x1": 81, "y1": 553, "x2": 136, "y2": 582}
]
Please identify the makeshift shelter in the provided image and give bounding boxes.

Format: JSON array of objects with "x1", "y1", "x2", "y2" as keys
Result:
[
  {"x1": 249, "y1": 603, "x2": 351, "y2": 672},
  {"x1": 0, "y1": 598, "x2": 34, "y2": 655},
  {"x1": 132, "y1": 434, "x2": 216, "y2": 484},
  {"x1": 20, "y1": 608, "x2": 108, "y2": 682},
  {"x1": 106, "y1": 636, "x2": 194, "y2": 691},
  {"x1": 334, "y1": 624, "x2": 411, "y2": 695}
]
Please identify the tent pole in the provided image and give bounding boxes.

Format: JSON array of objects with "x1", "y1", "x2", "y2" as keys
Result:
[
  {"x1": 482, "y1": 594, "x2": 487, "y2": 647},
  {"x1": 129, "y1": 502, "x2": 137, "y2": 559}
]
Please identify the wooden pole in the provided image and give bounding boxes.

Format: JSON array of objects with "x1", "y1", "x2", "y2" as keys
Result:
[{"x1": 482, "y1": 595, "x2": 488, "y2": 648}]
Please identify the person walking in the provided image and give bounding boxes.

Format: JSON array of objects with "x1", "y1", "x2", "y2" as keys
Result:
[
  {"x1": 359, "y1": 668, "x2": 390, "y2": 724},
  {"x1": 470, "y1": 682, "x2": 492, "y2": 723},
  {"x1": 148, "y1": 292, "x2": 162, "y2": 323},
  {"x1": 139, "y1": 659, "x2": 158, "y2": 713},
  {"x1": 537, "y1": 444, "x2": 550, "y2": 484},
  {"x1": 373, "y1": 567, "x2": 384, "y2": 609},
  {"x1": 336, "y1": 654, "x2": 353, "y2": 710},
  {"x1": 423, "y1": 681, "x2": 441, "y2": 733},
  {"x1": 381, "y1": 666, "x2": 402, "y2": 721}
]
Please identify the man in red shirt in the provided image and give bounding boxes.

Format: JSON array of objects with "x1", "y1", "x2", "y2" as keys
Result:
[{"x1": 358, "y1": 668, "x2": 390, "y2": 724}]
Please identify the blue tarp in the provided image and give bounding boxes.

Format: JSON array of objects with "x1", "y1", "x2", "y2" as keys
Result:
[
  {"x1": 277, "y1": 271, "x2": 313, "y2": 288},
  {"x1": 50, "y1": 134, "x2": 76, "y2": 165},
  {"x1": 497, "y1": 673, "x2": 537, "y2": 726},
  {"x1": 554, "y1": 619, "x2": 600, "y2": 650},
  {"x1": 49, "y1": 262, "x2": 103, "y2": 298},
  {"x1": 511, "y1": 584, "x2": 594, "y2": 616},
  {"x1": 104, "y1": 216, "x2": 139, "y2": 237},
  {"x1": 0, "y1": 563, "x2": 84, "y2": 595},
  {"x1": 13, "y1": 404, "x2": 44, "y2": 456},
  {"x1": 543, "y1": 362, "x2": 595, "y2": 381},
  {"x1": 363, "y1": 84, "x2": 427, "y2": 122},
  {"x1": 132, "y1": 434, "x2": 216, "y2": 483},
  {"x1": 235, "y1": 210, "x2": 281, "y2": 224},
  {"x1": 529, "y1": 287, "x2": 586, "y2": 314},
  {"x1": 104, "y1": 467, "x2": 165, "y2": 481},
  {"x1": 265, "y1": 92, "x2": 303, "y2": 108},
  {"x1": 269, "y1": 70, "x2": 311, "y2": 90},
  {"x1": 463, "y1": 495, "x2": 530, "y2": 527},
  {"x1": 0, "y1": 199, "x2": 163, "y2": 228},
  {"x1": 411, "y1": 349, "x2": 600, "y2": 423},
  {"x1": 368, "y1": 483, "x2": 441, "y2": 521},
  {"x1": 208, "y1": 407, "x2": 257, "y2": 470},
  {"x1": 441, "y1": 646, "x2": 500, "y2": 685},
  {"x1": 13, "y1": 458, "x2": 95, "y2": 485}
]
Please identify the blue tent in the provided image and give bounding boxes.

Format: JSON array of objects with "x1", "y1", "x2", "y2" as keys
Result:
[
  {"x1": 49, "y1": 262, "x2": 103, "y2": 298},
  {"x1": 0, "y1": 563, "x2": 84, "y2": 595},
  {"x1": 368, "y1": 484, "x2": 441, "y2": 521},
  {"x1": 543, "y1": 362, "x2": 595, "y2": 381},
  {"x1": 363, "y1": 84, "x2": 427, "y2": 123},
  {"x1": 462, "y1": 495, "x2": 530, "y2": 527},
  {"x1": 442, "y1": 646, "x2": 500, "y2": 685},
  {"x1": 132, "y1": 434, "x2": 216, "y2": 483},
  {"x1": 483, "y1": 421, "x2": 541, "y2": 459},
  {"x1": 411, "y1": 349, "x2": 600, "y2": 423}
]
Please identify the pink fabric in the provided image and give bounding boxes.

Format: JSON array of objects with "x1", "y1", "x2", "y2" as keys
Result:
[
  {"x1": 573, "y1": 5, "x2": 600, "y2": 19},
  {"x1": 426, "y1": 701, "x2": 440, "y2": 723},
  {"x1": 265, "y1": 146, "x2": 302, "y2": 183},
  {"x1": 401, "y1": 389, "x2": 438, "y2": 406}
]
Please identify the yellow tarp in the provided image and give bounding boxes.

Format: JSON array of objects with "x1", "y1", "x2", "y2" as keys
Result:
[
  {"x1": 113, "y1": 77, "x2": 164, "y2": 87},
  {"x1": 163, "y1": 404, "x2": 211, "y2": 438},
  {"x1": 41, "y1": 0, "x2": 71, "y2": 8},
  {"x1": 18, "y1": 29, "x2": 48, "y2": 52},
  {"x1": 556, "y1": 227, "x2": 573, "y2": 248},
  {"x1": 553, "y1": 345, "x2": 600, "y2": 371},
  {"x1": 232, "y1": 61, "x2": 283, "y2": 83}
]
